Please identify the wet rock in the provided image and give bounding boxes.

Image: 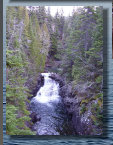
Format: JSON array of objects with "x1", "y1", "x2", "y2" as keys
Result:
[
  {"x1": 72, "y1": 111, "x2": 93, "y2": 135},
  {"x1": 72, "y1": 112, "x2": 84, "y2": 135},
  {"x1": 50, "y1": 74, "x2": 96, "y2": 135},
  {"x1": 30, "y1": 74, "x2": 44, "y2": 98},
  {"x1": 40, "y1": 73, "x2": 102, "y2": 135},
  {"x1": 49, "y1": 73, "x2": 64, "y2": 88},
  {"x1": 30, "y1": 112, "x2": 41, "y2": 123},
  {"x1": 62, "y1": 81, "x2": 103, "y2": 135}
]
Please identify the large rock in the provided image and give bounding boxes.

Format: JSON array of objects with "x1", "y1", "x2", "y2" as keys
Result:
[
  {"x1": 30, "y1": 112, "x2": 41, "y2": 123},
  {"x1": 62, "y1": 81, "x2": 102, "y2": 135},
  {"x1": 30, "y1": 74, "x2": 44, "y2": 98},
  {"x1": 48, "y1": 73, "x2": 101, "y2": 135},
  {"x1": 49, "y1": 73, "x2": 64, "y2": 88},
  {"x1": 49, "y1": 73, "x2": 73, "y2": 98}
]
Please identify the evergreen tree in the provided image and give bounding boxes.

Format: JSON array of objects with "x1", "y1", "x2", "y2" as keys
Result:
[
  {"x1": 6, "y1": 6, "x2": 50, "y2": 135},
  {"x1": 6, "y1": 6, "x2": 103, "y2": 135}
]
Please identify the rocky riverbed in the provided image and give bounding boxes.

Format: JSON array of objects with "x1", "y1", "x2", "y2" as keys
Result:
[{"x1": 28, "y1": 73, "x2": 102, "y2": 135}]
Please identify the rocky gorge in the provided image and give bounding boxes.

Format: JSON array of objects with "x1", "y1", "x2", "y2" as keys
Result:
[
  {"x1": 6, "y1": 6, "x2": 103, "y2": 135},
  {"x1": 28, "y1": 72, "x2": 102, "y2": 135}
]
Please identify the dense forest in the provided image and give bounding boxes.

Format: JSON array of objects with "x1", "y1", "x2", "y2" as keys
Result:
[{"x1": 6, "y1": 6, "x2": 103, "y2": 135}]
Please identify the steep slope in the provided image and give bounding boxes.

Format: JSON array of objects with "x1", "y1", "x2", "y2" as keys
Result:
[{"x1": 6, "y1": 7, "x2": 50, "y2": 135}]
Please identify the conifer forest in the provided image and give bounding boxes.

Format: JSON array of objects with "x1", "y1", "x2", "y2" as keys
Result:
[{"x1": 6, "y1": 6, "x2": 103, "y2": 135}]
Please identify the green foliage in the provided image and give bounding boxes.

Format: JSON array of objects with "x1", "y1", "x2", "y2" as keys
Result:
[
  {"x1": 6, "y1": 6, "x2": 50, "y2": 135},
  {"x1": 80, "y1": 104, "x2": 88, "y2": 115},
  {"x1": 95, "y1": 76, "x2": 102, "y2": 84},
  {"x1": 58, "y1": 6, "x2": 103, "y2": 83},
  {"x1": 72, "y1": 61, "x2": 87, "y2": 81},
  {"x1": 6, "y1": 104, "x2": 35, "y2": 135},
  {"x1": 6, "y1": 105, "x2": 18, "y2": 134},
  {"x1": 6, "y1": 6, "x2": 103, "y2": 135},
  {"x1": 91, "y1": 115, "x2": 99, "y2": 126},
  {"x1": 91, "y1": 102, "x2": 103, "y2": 127},
  {"x1": 49, "y1": 32, "x2": 58, "y2": 57},
  {"x1": 6, "y1": 105, "x2": 35, "y2": 135},
  {"x1": 94, "y1": 93, "x2": 103, "y2": 100},
  {"x1": 28, "y1": 18, "x2": 50, "y2": 73},
  {"x1": 80, "y1": 99, "x2": 89, "y2": 106},
  {"x1": 36, "y1": 6, "x2": 47, "y2": 26},
  {"x1": 17, "y1": 7, "x2": 24, "y2": 22}
]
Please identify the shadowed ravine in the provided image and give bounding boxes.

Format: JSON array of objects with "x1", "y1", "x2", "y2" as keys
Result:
[
  {"x1": 30, "y1": 73, "x2": 67, "y2": 135},
  {"x1": 6, "y1": 6, "x2": 103, "y2": 136}
]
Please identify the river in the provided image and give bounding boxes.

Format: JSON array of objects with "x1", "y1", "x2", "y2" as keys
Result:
[{"x1": 30, "y1": 73, "x2": 67, "y2": 135}]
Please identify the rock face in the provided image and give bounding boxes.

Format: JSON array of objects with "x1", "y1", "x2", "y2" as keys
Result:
[
  {"x1": 28, "y1": 73, "x2": 102, "y2": 135},
  {"x1": 49, "y1": 73, "x2": 64, "y2": 88},
  {"x1": 28, "y1": 74, "x2": 44, "y2": 130},
  {"x1": 30, "y1": 112, "x2": 41, "y2": 123},
  {"x1": 50, "y1": 73, "x2": 102, "y2": 135},
  {"x1": 30, "y1": 74, "x2": 44, "y2": 99}
]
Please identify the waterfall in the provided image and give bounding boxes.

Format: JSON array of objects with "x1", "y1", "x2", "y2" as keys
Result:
[
  {"x1": 35, "y1": 73, "x2": 60, "y2": 106},
  {"x1": 30, "y1": 73, "x2": 65, "y2": 135}
]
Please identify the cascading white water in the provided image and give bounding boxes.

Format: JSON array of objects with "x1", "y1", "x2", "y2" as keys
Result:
[
  {"x1": 30, "y1": 73, "x2": 65, "y2": 135},
  {"x1": 35, "y1": 73, "x2": 60, "y2": 106}
]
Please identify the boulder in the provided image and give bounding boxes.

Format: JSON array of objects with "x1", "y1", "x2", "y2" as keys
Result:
[
  {"x1": 31, "y1": 74, "x2": 44, "y2": 98},
  {"x1": 49, "y1": 73, "x2": 64, "y2": 88},
  {"x1": 30, "y1": 112, "x2": 41, "y2": 123}
]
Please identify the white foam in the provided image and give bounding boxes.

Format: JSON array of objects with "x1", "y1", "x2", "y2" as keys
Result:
[{"x1": 35, "y1": 73, "x2": 60, "y2": 106}]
